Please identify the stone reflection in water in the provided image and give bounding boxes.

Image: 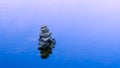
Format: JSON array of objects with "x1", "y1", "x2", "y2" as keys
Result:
[
  {"x1": 38, "y1": 47, "x2": 52, "y2": 59},
  {"x1": 38, "y1": 24, "x2": 56, "y2": 59}
]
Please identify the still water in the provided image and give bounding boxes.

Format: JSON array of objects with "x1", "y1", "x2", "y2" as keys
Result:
[{"x1": 0, "y1": 0, "x2": 120, "y2": 68}]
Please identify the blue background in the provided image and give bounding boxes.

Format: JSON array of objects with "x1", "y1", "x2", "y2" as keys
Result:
[{"x1": 0, "y1": 0, "x2": 120, "y2": 68}]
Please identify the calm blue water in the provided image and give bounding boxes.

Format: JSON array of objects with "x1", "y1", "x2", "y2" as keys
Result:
[{"x1": 0, "y1": 0, "x2": 120, "y2": 68}]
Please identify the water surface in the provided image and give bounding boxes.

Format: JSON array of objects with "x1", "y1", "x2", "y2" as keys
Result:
[{"x1": 0, "y1": 0, "x2": 120, "y2": 68}]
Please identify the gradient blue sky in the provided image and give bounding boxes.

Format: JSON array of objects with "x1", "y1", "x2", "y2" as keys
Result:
[{"x1": 0, "y1": 0, "x2": 120, "y2": 68}]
